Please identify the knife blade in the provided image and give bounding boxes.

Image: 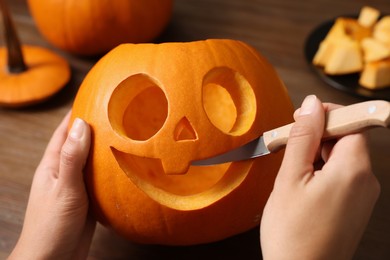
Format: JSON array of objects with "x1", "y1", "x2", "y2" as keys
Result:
[{"x1": 193, "y1": 100, "x2": 390, "y2": 166}]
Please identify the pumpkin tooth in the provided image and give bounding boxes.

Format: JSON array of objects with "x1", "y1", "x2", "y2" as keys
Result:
[
  {"x1": 111, "y1": 147, "x2": 190, "y2": 176},
  {"x1": 160, "y1": 156, "x2": 192, "y2": 175}
]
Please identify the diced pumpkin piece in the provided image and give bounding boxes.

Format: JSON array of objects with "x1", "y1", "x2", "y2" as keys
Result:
[
  {"x1": 358, "y1": 6, "x2": 380, "y2": 27},
  {"x1": 313, "y1": 40, "x2": 333, "y2": 66},
  {"x1": 359, "y1": 59, "x2": 390, "y2": 89},
  {"x1": 373, "y1": 16, "x2": 390, "y2": 45},
  {"x1": 313, "y1": 37, "x2": 349, "y2": 66},
  {"x1": 324, "y1": 18, "x2": 349, "y2": 41},
  {"x1": 324, "y1": 40, "x2": 363, "y2": 75},
  {"x1": 339, "y1": 18, "x2": 372, "y2": 42},
  {"x1": 361, "y1": 38, "x2": 390, "y2": 62}
]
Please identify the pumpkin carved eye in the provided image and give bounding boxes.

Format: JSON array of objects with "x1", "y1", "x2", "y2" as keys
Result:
[
  {"x1": 108, "y1": 73, "x2": 168, "y2": 141},
  {"x1": 202, "y1": 67, "x2": 256, "y2": 136}
]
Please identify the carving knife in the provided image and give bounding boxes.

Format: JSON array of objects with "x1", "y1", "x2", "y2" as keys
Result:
[{"x1": 193, "y1": 100, "x2": 390, "y2": 166}]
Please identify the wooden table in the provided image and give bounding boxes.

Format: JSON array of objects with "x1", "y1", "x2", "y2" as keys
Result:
[{"x1": 1, "y1": 0, "x2": 389, "y2": 259}]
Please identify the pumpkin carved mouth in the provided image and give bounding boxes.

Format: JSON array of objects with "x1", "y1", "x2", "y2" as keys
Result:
[{"x1": 111, "y1": 149, "x2": 253, "y2": 210}]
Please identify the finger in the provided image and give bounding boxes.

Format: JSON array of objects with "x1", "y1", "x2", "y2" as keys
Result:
[
  {"x1": 36, "y1": 111, "x2": 72, "y2": 178},
  {"x1": 293, "y1": 102, "x2": 342, "y2": 120},
  {"x1": 294, "y1": 102, "x2": 343, "y2": 164},
  {"x1": 322, "y1": 102, "x2": 342, "y2": 112},
  {"x1": 278, "y1": 95, "x2": 325, "y2": 182},
  {"x1": 59, "y1": 118, "x2": 91, "y2": 187},
  {"x1": 320, "y1": 133, "x2": 378, "y2": 199},
  {"x1": 326, "y1": 133, "x2": 371, "y2": 174}
]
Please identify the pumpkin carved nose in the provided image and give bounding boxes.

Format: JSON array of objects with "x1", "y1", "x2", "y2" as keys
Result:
[{"x1": 174, "y1": 117, "x2": 197, "y2": 141}]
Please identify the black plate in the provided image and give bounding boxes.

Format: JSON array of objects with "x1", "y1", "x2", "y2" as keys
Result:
[{"x1": 304, "y1": 17, "x2": 390, "y2": 101}]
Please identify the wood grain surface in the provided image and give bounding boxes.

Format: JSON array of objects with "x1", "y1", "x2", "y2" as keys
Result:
[{"x1": 1, "y1": 0, "x2": 389, "y2": 259}]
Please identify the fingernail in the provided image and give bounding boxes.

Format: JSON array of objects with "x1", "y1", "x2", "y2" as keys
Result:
[
  {"x1": 69, "y1": 118, "x2": 85, "y2": 140},
  {"x1": 299, "y1": 95, "x2": 317, "y2": 115}
]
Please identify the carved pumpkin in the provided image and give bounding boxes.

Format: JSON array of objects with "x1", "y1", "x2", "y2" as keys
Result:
[
  {"x1": 71, "y1": 39, "x2": 294, "y2": 245},
  {"x1": 27, "y1": 0, "x2": 173, "y2": 56}
]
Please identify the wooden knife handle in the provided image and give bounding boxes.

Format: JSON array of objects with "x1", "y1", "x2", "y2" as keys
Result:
[{"x1": 263, "y1": 100, "x2": 390, "y2": 152}]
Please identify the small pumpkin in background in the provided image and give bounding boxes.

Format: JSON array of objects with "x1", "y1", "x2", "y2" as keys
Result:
[
  {"x1": 27, "y1": 0, "x2": 173, "y2": 56},
  {"x1": 0, "y1": 0, "x2": 70, "y2": 107},
  {"x1": 71, "y1": 39, "x2": 294, "y2": 245}
]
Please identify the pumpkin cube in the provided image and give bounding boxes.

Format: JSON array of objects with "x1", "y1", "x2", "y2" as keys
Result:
[
  {"x1": 324, "y1": 18, "x2": 350, "y2": 41},
  {"x1": 338, "y1": 18, "x2": 372, "y2": 42},
  {"x1": 359, "y1": 59, "x2": 390, "y2": 89},
  {"x1": 361, "y1": 38, "x2": 390, "y2": 62},
  {"x1": 373, "y1": 16, "x2": 390, "y2": 45},
  {"x1": 324, "y1": 39, "x2": 363, "y2": 75},
  {"x1": 313, "y1": 40, "x2": 333, "y2": 66},
  {"x1": 313, "y1": 38, "x2": 346, "y2": 66},
  {"x1": 358, "y1": 6, "x2": 380, "y2": 27}
]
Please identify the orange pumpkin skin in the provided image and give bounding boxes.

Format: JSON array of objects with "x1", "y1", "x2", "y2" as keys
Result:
[
  {"x1": 27, "y1": 0, "x2": 173, "y2": 56},
  {"x1": 71, "y1": 39, "x2": 294, "y2": 245},
  {"x1": 0, "y1": 45, "x2": 70, "y2": 107}
]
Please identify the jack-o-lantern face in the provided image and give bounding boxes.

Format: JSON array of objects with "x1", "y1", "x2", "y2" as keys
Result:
[{"x1": 71, "y1": 39, "x2": 294, "y2": 245}]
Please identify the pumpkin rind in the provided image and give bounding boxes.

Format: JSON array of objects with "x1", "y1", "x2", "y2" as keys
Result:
[
  {"x1": 71, "y1": 39, "x2": 294, "y2": 245},
  {"x1": 27, "y1": 0, "x2": 173, "y2": 56}
]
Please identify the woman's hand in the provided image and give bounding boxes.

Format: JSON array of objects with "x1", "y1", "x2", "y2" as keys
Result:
[
  {"x1": 260, "y1": 95, "x2": 380, "y2": 260},
  {"x1": 9, "y1": 112, "x2": 95, "y2": 260}
]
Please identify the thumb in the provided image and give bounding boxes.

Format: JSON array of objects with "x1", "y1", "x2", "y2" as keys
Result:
[
  {"x1": 278, "y1": 95, "x2": 325, "y2": 182},
  {"x1": 59, "y1": 118, "x2": 91, "y2": 187}
]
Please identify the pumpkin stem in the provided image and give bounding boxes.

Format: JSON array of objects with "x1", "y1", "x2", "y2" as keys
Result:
[{"x1": 0, "y1": 0, "x2": 27, "y2": 73}]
